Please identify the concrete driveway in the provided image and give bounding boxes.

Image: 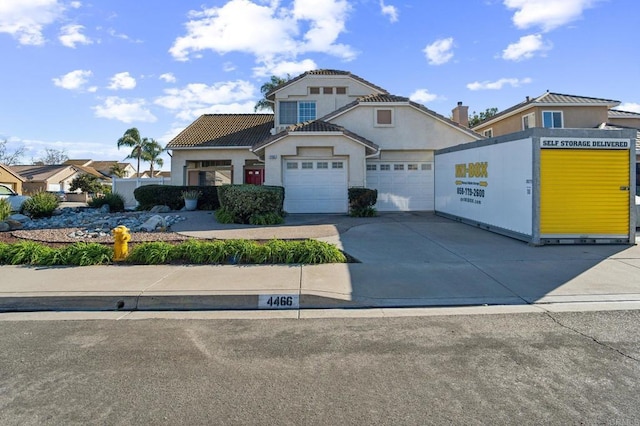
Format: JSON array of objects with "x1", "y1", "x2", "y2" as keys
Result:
[{"x1": 171, "y1": 211, "x2": 640, "y2": 308}]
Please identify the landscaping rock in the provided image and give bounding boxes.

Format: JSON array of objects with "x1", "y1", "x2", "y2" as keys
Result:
[
  {"x1": 16, "y1": 207, "x2": 187, "y2": 238},
  {"x1": 8, "y1": 214, "x2": 30, "y2": 223},
  {"x1": 100, "y1": 204, "x2": 110, "y2": 213},
  {"x1": 6, "y1": 220, "x2": 23, "y2": 230},
  {"x1": 0, "y1": 222, "x2": 10, "y2": 232},
  {"x1": 150, "y1": 205, "x2": 171, "y2": 213}
]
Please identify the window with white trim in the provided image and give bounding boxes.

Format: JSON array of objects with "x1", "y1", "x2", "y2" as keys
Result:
[
  {"x1": 408, "y1": 164, "x2": 418, "y2": 171},
  {"x1": 366, "y1": 164, "x2": 377, "y2": 171},
  {"x1": 279, "y1": 101, "x2": 317, "y2": 125},
  {"x1": 483, "y1": 129, "x2": 493, "y2": 138},
  {"x1": 394, "y1": 164, "x2": 404, "y2": 171},
  {"x1": 543, "y1": 111, "x2": 563, "y2": 128},
  {"x1": 332, "y1": 162, "x2": 344, "y2": 169},
  {"x1": 301, "y1": 162, "x2": 313, "y2": 169},
  {"x1": 522, "y1": 112, "x2": 535, "y2": 130},
  {"x1": 317, "y1": 162, "x2": 328, "y2": 169},
  {"x1": 380, "y1": 164, "x2": 390, "y2": 171},
  {"x1": 286, "y1": 162, "x2": 298, "y2": 169}
]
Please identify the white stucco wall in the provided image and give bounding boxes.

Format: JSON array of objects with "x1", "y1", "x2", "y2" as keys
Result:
[
  {"x1": 169, "y1": 148, "x2": 258, "y2": 185},
  {"x1": 261, "y1": 134, "x2": 368, "y2": 188},
  {"x1": 273, "y1": 75, "x2": 386, "y2": 128},
  {"x1": 330, "y1": 104, "x2": 478, "y2": 152}
]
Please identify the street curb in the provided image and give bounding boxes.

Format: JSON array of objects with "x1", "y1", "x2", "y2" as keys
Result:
[{"x1": 4, "y1": 293, "x2": 639, "y2": 313}]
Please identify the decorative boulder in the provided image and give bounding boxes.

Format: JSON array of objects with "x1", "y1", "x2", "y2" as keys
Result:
[
  {"x1": 8, "y1": 213, "x2": 30, "y2": 223},
  {"x1": 139, "y1": 215, "x2": 166, "y2": 232},
  {"x1": 6, "y1": 220, "x2": 23, "y2": 230},
  {"x1": 0, "y1": 222, "x2": 10, "y2": 232}
]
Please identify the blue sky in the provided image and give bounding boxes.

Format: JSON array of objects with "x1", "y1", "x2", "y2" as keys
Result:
[{"x1": 1, "y1": 0, "x2": 638, "y2": 170}]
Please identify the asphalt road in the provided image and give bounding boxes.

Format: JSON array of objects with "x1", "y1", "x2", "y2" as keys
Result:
[{"x1": 1, "y1": 310, "x2": 639, "y2": 425}]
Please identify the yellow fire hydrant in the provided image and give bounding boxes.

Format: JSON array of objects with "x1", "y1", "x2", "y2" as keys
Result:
[{"x1": 112, "y1": 225, "x2": 131, "y2": 261}]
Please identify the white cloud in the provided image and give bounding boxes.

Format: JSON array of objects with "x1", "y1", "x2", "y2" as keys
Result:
[
  {"x1": 93, "y1": 97, "x2": 157, "y2": 123},
  {"x1": 108, "y1": 72, "x2": 136, "y2": 90},
  {"x1": 466, "y1": 77, "x2": 533, "y2": 91},
  {"x1": 159, "y1": 73, "x2": 177, "y2": 83},
  {"x1": 169, "y1": 0, "x2": 355, "y2": 73},
  {"x1": 69, "y1": 1, "x2": 82, "y2": 8},
  {"x1": 504, "y1": 0, "x2": 599, "y2": 32},
  {"x1": 59, "y1": 24, "x2": 92, "y2": 48},
  {"x1": 502, "y1": 34, "x2": 552, "y2": 61},
  {"x1": 253, "y1": 59, "x2": 317, "y2": 78},
  {"x1": 410, "y1": 89, "x2": 439, "y2": 104},
  {"x1": 617, "y1": 102, "x2": 640, "y2": 113},
  {"x1": 155, "y1": 80, "x2": 256, "y2": 121},
  {"x1": 423, "y1": 37, "x2": 454, "y2": 65},
  {"x1": 52, "y1": 69, "x2": 92, "y2": 90},
  {"x1": 0, "y1": 0, "x2": 65, "y2": 45},
  {"x1": 379, "y1": 0, "x2": 398, "y2": 23}
]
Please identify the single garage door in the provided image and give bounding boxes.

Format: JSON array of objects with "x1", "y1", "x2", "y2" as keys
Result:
[
  {"x1": 366, "y1": 161, "x2": 434, "y2": 211},
  {"x1": 283, "y1": 159, "x2": 348, "y2": 213}
]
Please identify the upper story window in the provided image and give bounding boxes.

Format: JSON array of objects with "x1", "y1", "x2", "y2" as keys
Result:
[
  {"x1": 543, "y1": 111, "x2": 563, "y2": 128},
  {"x1": 309, "y1": 86, "x2": 346, "y2": 95},
  {"x1": 279, "y1": 101, "x2": 316, "y2": 125},
  {"x1": 483, "y1": 129, "x2": 493, "y2": 138},
  {"x1": 375, "y1": 108, "x2": 394, "y2": 127},
  {"x1": 522, "y1": 112, "x2": 535, "y2": 130}
]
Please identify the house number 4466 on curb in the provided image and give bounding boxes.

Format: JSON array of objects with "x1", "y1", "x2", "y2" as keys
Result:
[{"x1": 258, "y1": 294, "x2": 300, "y2": 309}]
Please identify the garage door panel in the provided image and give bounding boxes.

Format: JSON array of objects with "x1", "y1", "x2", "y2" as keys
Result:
[
  {"x1": 284, "y1": 160, "x2": 348, "y2": 213},
  {"x1": 367, "y1": 162, "x2": 434, "y2": 211}
]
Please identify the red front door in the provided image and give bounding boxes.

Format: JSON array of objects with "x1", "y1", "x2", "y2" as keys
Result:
[{"x1": 245, "y1": 168, "x2": 264, "y2": 185}]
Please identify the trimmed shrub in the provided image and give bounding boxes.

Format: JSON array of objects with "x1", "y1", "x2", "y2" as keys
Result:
[
  {"x1": 22, "y1": 190, "x2": 59, "y2": 219},
  {"x1": 348, "y1": 187, "x2": 378, "y2": 217},
  {"x1": 217, "y1": 185, "x2": 284, "y2": 224},
  {"x1": 88, "y1": 192, "x2": 125, "y2": 212},
  {"x1": 134, "y1": 185, "x2": 219, "y2": 211}
]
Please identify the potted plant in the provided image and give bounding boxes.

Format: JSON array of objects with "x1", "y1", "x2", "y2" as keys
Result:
[{"x1": 181, "y1": 189, "x2": 201, "y2": 211}]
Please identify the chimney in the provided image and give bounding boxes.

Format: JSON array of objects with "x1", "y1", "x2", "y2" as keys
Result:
[{"x1": 452, "y1": 101, "x2": 469, "y2": 127}]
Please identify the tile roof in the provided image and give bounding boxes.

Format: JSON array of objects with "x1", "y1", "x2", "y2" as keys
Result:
[
  {"x1": 10, "y1": 165, "x2": 78, "y2": 181},
  {"x1": 597, "y1": 123, "x2": 640, "y2": 151},
  {"x1": 166, "y1": 114, "x2": 274, "y2": 148},
  {"x1": 609, "y1": 109, "x2": 640, "y2": 119},
  {"x1": 321, "y1": 94, "x2": 484, "y2": 140},
  {"x1": 252, "y1": 120, "x2": 379, "y2": 154},
  {"x1": 472, "y1": 91, "x2": 621, "y2": 129},
  {"x1": 266, "y1": 69, "x2": 389, "y2": 97}
]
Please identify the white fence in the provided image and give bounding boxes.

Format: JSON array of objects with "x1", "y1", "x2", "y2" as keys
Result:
[{"x1": 112, "y1": 178, "x2": 171, "y2": 209}]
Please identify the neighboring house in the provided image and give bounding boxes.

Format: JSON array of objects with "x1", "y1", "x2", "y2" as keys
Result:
[
  {"x1": 9, "y1": 165, "x2": 81, "y2": 193},
  {"x1": 167, "y1": 69, "x2": 483, "y2": 213},
  {"x1": 469, "y1": 91, "x2": 620, "y2": 138},
  {"x1": 466, "y1": 91, "x2": 639, "y2": 189},
  {"x1": 0, "y1": 163, "x2": 25, "y2": 193},
  {"x1": 64, "y1": 159, "x2": 136, "y2": 179},
  {"x1": 135, "y1": 170, "x2": 172, "y2": 179}
]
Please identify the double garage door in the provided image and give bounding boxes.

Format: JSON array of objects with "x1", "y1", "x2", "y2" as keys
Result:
[
  {"x1": 284, "y1": 159, "x2": 348, "y2": 213},
  {"x1": 283, "y1": 159, "x2": 435, "y2": 213},
  {"x1": 367, "y1": 161, "x2": 434, "y2": 211}
]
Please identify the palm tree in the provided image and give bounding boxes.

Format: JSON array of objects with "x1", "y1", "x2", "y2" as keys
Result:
[
  {"x1": 141, "y1": 139, "x2": 164, "y2": 176},
  {"x1": 109, "y1": 163, "x2": 127, "y2": 178},
  {"x1": 254, "y1": 75, "x2": 290, "y2": 112},
  {"x1": 117, "y1": 127, "x2": 145, "y2": 176}
]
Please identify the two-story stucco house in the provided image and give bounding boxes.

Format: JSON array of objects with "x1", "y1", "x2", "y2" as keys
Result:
[{"x1": 166, "y1": 70, "x2": 482, "y2": 213}]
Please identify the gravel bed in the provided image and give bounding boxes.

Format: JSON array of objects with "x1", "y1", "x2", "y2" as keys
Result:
[{"x1": 8, "y1": 228, "x2": 194, "y2": 244}]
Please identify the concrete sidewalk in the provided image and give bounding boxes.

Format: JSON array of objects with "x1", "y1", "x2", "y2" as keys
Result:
[{"x1": 1, "y1": 212, "x2": 639, "y2": 313}]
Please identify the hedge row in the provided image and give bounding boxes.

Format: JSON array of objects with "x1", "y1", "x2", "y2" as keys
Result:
[
  {"x1": 0, "y1": 239, "x2": 347, "y2": 266},
  {"x1": 217, "y1": 185, "x2": 285, "y2": 224},
  {"x1": 134, "y1": 185, "x2": 220, "y2": 210}
]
